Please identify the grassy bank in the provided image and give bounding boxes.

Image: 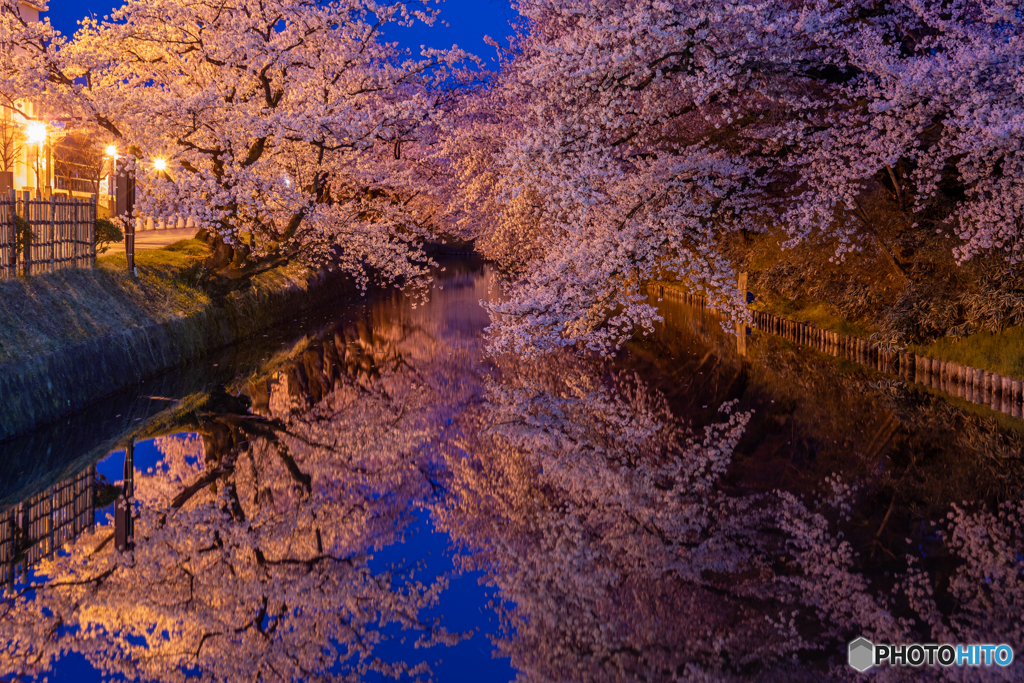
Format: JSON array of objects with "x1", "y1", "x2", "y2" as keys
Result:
[
  {"x1": 658, "y1": 279, "x2": 1024, "y2": 382},
  {"x1": 0, "y1": 239, "x2": 349, "y2": 440},
  {"x1": 0, "y1": 241, "x2": 211, "y2": 365},
  {"x1": 911, "y1": 328, "x2": 1024, "y2": 381},
  {"x1": 0, "y1": 240, "x2": 316, "y2": 366},
  {"x1": 740, "y1": 277, "x2": 1024, "y2": 382}
]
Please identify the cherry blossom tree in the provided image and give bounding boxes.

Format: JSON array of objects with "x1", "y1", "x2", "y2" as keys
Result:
[
  {"x1": 445, "y1": 0, "x2": 843, "y2": 355},
  {"x1": 778, "y1": 0, "x2": 1024, "y2": 268},
  {"x1": 0, "y1": 283, "x2": 492, "y2": 681},
  {"x1": 444, "y1": 0, "x2": 1024, "y2": 356},
  {"x1": 0, "y1": 0, "x2": 66, "y2": 107},
  {"x1": 1, "y1": 0, "x2": 482, "y2": 290},
  {"x1": 2, "y1": 264, "x2": 1022, "y2": 680},
  {"x1": 1, "y1": 425, "x2": 453, "y2": 682}
]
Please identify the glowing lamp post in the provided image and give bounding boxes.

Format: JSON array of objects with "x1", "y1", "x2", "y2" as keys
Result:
[
  {"x1": 25, "y1": 121, "x2": 46, "y2": 145},
  {"x1": 25, "y1": 122, "x2": 47, "y2": 197}
]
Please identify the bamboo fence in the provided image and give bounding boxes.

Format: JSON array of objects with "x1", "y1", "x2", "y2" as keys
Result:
[
  {"x1": 654, "y1": 283, "x2": 1024, "y2": 420},
  {"x1": 0, "y1": 466, "x2": 96, "y2": 587},
  {"x1": 0, "y1": 197, "x2": 16, "y2": 280},
  {"x1": 0, "y1": 190, "x2": 97, "y2": 279}
]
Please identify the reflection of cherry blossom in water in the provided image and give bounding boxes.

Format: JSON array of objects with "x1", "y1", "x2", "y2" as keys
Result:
[
  {"x1": 0, "y1": 274, "x2": 495, "y2": 682},
  {"x1": 1, "y1": 264, "x2": 1021, "y2": 681},
  {"x1": 439, "y1": 353, "x2": 1024, "y2": 682},
  {"x1": 134, "y1": 435, "x2": 204, "y2": 508}
]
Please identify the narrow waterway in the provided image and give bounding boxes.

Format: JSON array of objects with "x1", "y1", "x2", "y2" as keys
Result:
[{"x1": 1, "y1": 260, "x2": 1021, "y2": 682}]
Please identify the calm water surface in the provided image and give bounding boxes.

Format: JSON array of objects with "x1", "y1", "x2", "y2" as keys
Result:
[{"x1": 1, "y1": 260, "x2": 1021, "y2": 682}]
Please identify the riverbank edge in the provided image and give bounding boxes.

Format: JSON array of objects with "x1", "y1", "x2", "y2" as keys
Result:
[
  {"x1": 0, "y1": 268, "x2": 355, "y2": 441},
  {"x1": 653, "y1": 281, "x2": 1024, "y2": 419}
]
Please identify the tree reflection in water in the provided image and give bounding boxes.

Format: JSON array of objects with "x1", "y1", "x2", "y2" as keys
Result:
[
  {"x1": 0, "y1": 269, "x2": 495, "y2": 682},
  {"x1": 439, "y1": 351, "x2": 1024, "y2": 682},
  {"x1": 1, "y1": 264, "x2": 1022, "y2": 682}
]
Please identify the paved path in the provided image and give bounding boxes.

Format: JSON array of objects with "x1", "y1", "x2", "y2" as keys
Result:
[{"x1": 134, "y1": 227, "x2": 200, "y2": 249}]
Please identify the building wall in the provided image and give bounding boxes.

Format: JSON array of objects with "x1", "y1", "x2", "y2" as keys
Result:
[
  {"x1": 5, "y1": 1, "x2": 112, "y2": 211},
  {"x1": 1, "y1": 101, "x2": 36, "y2": 194},
  {"x1": 16, "y1": 0, "x2": 39, "y2": 23},
  {"x1": 4, "y1": 3, "x2": 45, "y2": 196}
]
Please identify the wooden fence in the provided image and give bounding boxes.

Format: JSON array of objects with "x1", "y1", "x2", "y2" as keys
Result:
[
  {"x1": 655, "y1": 283, "x2": 1024, "y2": 420},
  {"x1": 0, "y1": 198, "x2": 16, "y2": 280},
  {"x1": 0, "y1": 466, "x2": 96, "y2": 587},
  {"x1": 0, "y1": 191, "x2": 97, "y2": 279}
]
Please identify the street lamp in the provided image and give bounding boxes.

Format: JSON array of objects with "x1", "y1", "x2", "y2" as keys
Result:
[
  {"x1": 152, "y1": 158, "x2": 167, "y2": 171},
  {"x1": 25, "y1": 122, "x2": 47, "y2": 145},
  {"x1": 25, "y1": 122, "x2": 47, "y2": 196},
  {"x1": 103, "y1": 145, "x2": 119, "y2": 205}
]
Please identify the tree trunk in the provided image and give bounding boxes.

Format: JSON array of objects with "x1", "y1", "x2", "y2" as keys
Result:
[{"x1": 853, "y1": 199, "x2": 909, "y2": 284}]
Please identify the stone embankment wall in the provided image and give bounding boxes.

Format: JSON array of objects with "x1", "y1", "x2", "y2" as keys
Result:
[
  {"x1": 0, "y1": 270, "x2": 354, "y2": 441},
  {"x1": 656, "y1": 284, "x2": 1024, "y2": 419}
]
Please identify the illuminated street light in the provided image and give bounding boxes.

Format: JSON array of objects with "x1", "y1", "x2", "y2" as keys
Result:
[
  {"x1": 105, "y1": 144, "x2": 118, "y2": 157},
  {"x1": 25, "y1": 122, "x2": 47, "y2": 145},
  {"x1": 153, "y1": 158, "x2": 167, "y2": 171},
  {"x1": 25, "y1": 122, "x2": 49, "y2": 197}
]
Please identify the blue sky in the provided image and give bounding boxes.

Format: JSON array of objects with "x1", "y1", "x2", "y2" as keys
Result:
[{"x1": 43, "y1": 0, "x2": 517, "y2": 66}]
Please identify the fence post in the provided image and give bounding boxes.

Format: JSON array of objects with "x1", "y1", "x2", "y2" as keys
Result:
[
  {"x1": 21, "y1": 190, "x2": 31, "y2": 276},
  {"x1": 80, "y1": 198, "x2": 86, "y2": 267},
  {"x1": 69, "y1": 196, "x2": 75, "y2": 268},
  {"x1": 89, "y1": 194, "x2": 97, "y2": 267},
  {"x1": 49, "y1": 196, "x2": 56, "y2": 273},
  {"x1": 11, "y1": 190, "x2": 17, "y2": 277},
  {"x1": 72, "y1": 198, "x2": 79, "y2": 268},
  {"x1": 69, "y1": 198, "x2": 75, "y2": 268},
  {"x1": 5, "y1": 189, "x2": 13, "y2": 279}
]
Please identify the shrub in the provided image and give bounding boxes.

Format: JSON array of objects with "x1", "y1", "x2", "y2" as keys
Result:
[
  {"x1": 96, "y1": 217, "x2": 124, "y2": 254},
  {"x1": 14, "y1": 214, "x2": 30, "y2": 254}
]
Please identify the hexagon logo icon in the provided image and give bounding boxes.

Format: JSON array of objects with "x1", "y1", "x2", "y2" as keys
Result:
[{"x1": 849, "y1": 637, "x2": 875, "y2": 672}]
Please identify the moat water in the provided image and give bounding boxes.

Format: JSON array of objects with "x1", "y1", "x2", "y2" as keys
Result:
[{"x1": 1, "y1": 259, "x2": 1021, "y2": 682}]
